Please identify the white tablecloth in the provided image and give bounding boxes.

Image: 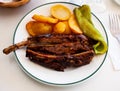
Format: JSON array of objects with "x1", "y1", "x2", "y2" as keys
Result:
[{"x1": 0, "y1": 0, "x2": 120, "y2": 91}]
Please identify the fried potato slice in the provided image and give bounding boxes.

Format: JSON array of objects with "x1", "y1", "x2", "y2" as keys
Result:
[
  {"x1": 50, "y1": 4, "x2": 71, "y2": 20},
  {"x1": 53, "y1": 22, "x2": 66, "y2": 34},
  {"x1": 26, "y1": 21, "x2": 52, "y2": 36},
  {"x1": 68, "y1": 15, "x2": 82, "y2": 34},
  {"x1": 63, "y1": 21, "x2": 72, "y2": 34},
  {"x1": 32, "y1": 14, "x2": 58, "y2": 24}
]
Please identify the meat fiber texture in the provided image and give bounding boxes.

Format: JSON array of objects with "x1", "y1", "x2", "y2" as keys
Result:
[{"x1": 26, "y1": 34, "x2": 95, "y2": 71}]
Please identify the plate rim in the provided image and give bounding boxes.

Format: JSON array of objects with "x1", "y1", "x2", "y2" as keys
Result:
[{"x1": 13, "y1": 1, "x2": 109, "y2": 86}]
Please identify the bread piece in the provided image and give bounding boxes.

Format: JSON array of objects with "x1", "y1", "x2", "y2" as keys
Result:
[{"x1": 0, "y1": 0, "x2": 30, "y2": 8}]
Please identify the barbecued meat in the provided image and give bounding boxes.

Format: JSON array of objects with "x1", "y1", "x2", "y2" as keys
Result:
[
  {"x1": 26, "y1": 49, "x2": 95, "y2": 71},
  {"x1": 27, "y1": 42, "x2": 92, "y2": 55},
  {"x1": 3, "y1": 34, "x2": 93, "y2": 54},
  {"x1": 26, "y1": 34, "x2": 95, "y2": 71},
  {"x1": 27, "y1": 34, "x2": 91, "y2": 45},
  {"x1": 26, "y1": 34, "x2": 94, "y2": 55},
  {"x1": 3, "y1": 34, "x2": 95, "y2": 71}
]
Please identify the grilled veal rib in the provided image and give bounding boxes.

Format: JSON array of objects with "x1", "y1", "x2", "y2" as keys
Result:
[
  {"x1": 26, "y1": 49, "x2": 95, "y2": 71},
  {"x1": 27, "y1": 42, "x2": 92, "y2": 55},
  {"x1": 27, "y1": 34, "x2": 91, "y2": 45},
  {"x1": 3, "y1": 34, "x2": 92, "y2": 55},
  {"x1": 3, "y1": 34, "x2": 95, "y2": 71}
]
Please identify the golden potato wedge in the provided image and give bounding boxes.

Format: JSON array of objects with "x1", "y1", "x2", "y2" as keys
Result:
[
  {"x1": 63, "y1": 21, "x2": 72, "y2": 34},
  {"x1": 53, "y1": 22, "x2": 66, "y2": 34},
  {"x1": 32, "y1": 14, "x2": 58, "y2": 24},
  {"x1": 26, "y1": 21, "x2": 35, "y2": 36},
  {"x1": 50, "y1": 4, "x2": 71, "y2": 20},
  {"x1": 68, "y1": 15, "x2": 82, "y2": 34},
  {"x1": 26, "y1": 21, "x2": 53, "y2": 36}
]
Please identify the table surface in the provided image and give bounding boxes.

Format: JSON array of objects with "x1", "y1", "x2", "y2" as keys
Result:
[{"x1": 0, "y1": 0, "x2": 120, "y2": 91}]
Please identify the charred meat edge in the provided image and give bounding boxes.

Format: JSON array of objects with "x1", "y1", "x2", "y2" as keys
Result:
[{"x1": 26, "y1": 49, "x2": 95, "y2": 71}]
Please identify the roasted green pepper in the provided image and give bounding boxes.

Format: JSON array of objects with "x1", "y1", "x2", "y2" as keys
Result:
[
  {"x1": 74, "y1": 5, "x2": 108, "y2": 54},
  {"x1": 78, "y1": 5, "x2": 93, "y2": 25}
]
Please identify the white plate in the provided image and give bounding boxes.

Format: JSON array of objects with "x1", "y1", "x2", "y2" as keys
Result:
[
  {"x1": 114, "y1": 0, "x2": 120, "y2": 5},
  {"x1": 13, "y1": 2, "x2": 108, "y2": 86}
]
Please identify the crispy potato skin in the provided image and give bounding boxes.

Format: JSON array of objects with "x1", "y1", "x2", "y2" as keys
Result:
[
  {"x1": 32, "y1": 14, "x2": 58, "y2": 24},
  {"x1": 53, "y1": 22, "x2": 66, "y2": 34},
  {"x1": 26, "y1": 21, "x2": 53, "y2": 36},
  {"x1": 26, "y1": 4, "x2": 83, "y2": 36},
  {"x1": 68, "y1": 15, "x2": 82, "y2": 34},
  {"x1": 62, "y1": 21, "x2": 72, "y2": 34}
]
